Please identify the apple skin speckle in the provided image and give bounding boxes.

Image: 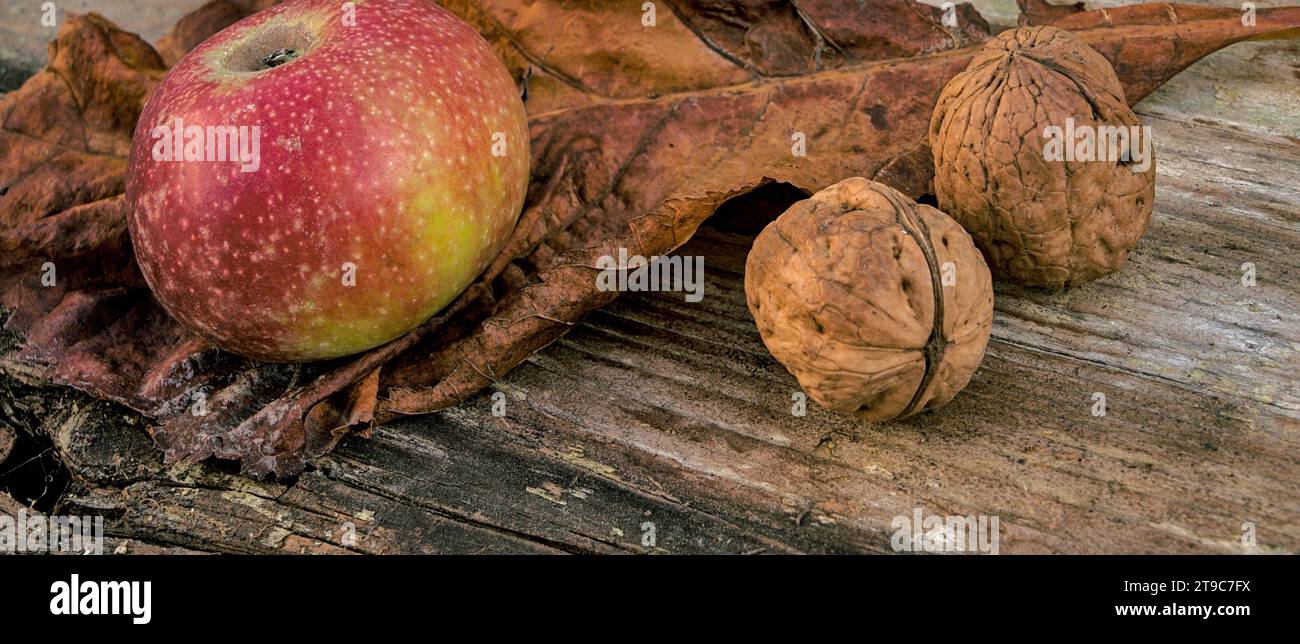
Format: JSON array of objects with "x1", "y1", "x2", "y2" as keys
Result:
[{"x1": 125, "y1": 0, "x2": 529, "y2": 362}]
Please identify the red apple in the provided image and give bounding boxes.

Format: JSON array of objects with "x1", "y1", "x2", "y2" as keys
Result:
[{"x1": 125, "y1": 0, "x2": 528, "y2": 361}]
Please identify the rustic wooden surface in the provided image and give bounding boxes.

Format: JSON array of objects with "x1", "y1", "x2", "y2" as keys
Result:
[{"x1": 1, "y1": 1, "x2": 1298, "y2": 554}]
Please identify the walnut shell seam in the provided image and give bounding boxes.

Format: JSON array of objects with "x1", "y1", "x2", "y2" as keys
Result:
[{"x1": 874, "y1": 186, "x2": 949, "y2": 417}]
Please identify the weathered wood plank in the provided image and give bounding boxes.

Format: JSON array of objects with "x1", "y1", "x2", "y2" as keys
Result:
[
  {"x1": 21, "y1": 355, "x2": 801, "y2": 553},
  {"x1": 1, "y1": 489, "x2": 205, "y2": 554},
  {"x1": 62, "y1": 182, "x2": 1292, "y2": 554},
  {"x1": 490, "y1": 226, "x2": 1298, "y2": 553},
  {"x1": 990, "y1": 113, "x2": 1300, "y2": 413},
  {"x1": 0, "y1": 424, "x2": 13, "y2": 464}
]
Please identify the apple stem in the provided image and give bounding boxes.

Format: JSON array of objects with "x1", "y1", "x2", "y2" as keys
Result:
[{"x1": 259, "y1": 48, "x2": 300, "y2": 69}]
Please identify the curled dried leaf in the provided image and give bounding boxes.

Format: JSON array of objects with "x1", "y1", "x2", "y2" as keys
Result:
[
  {"x1": 1017, "y1": 0, "x2": 1085, "y2": 27},
  {"x1": 155, "y1": 0, "x2": 276, "y2": 67},
  {"x1": 744, "y1": 178, "x2": 992, "y2": 421}
]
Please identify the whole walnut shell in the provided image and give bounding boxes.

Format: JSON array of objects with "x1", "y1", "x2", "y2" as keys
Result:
[
  {"x1": 929, "y1": 26, "x2": 1156, "y2": 288},
  {"x1": 745, "y1": 178, "x2": 993, "y2": 422}
]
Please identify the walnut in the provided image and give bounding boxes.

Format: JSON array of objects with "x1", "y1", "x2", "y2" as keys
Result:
[
  {"x1": 744, "y1": 178, "x2": 993, "y2": 422},
  {"x1": 929, "y1": 26, "x2": 1156, "y2": 288}
]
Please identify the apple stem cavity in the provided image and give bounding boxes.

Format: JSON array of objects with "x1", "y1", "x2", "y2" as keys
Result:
[{"x1": 259, "y1": 48, "x2": 301, "y2": 69}]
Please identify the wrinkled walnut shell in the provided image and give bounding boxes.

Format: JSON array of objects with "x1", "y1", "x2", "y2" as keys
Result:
[
  {"x1": 745, "y1": 178, "x2": 993, "y2": 421},
  {"x1": 929, "y1": 26, "x2": 1156, "y2": 288}
]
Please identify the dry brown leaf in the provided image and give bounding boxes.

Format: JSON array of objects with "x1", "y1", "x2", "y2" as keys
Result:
[
  {"x1": 154, "y1": 0, "x2": 278, "y2": 66},
  {"x1": 1018, "y1": 0, "x2": 1086, "y2": 26}
]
